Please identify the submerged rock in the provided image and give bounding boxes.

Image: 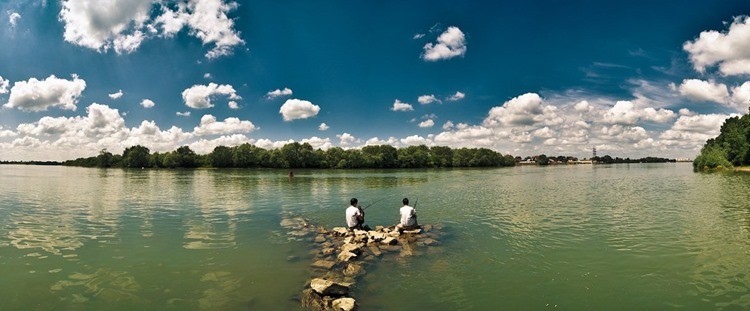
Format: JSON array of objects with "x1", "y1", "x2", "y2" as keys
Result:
[
  {"x1": 368, "y1": 246, "x2": 382, "y2": 257},
  {"x1": 312, "y1": 260, "x2": 337, "y2": 270},
  {"x1": 343, "y1": 263, "x2": 364, "y2": 277},
  {"x1": 332, "y1": 297, "x2": 356, "y2": 311},
  {"x1": 310, "y1": 278, "x2": 349, "y2": 296},
  {"x1": 340, "y1": 243, "x2": 364, "y2": 254},
  {"x1": 314, "y1": 235, "x2": 327, "y2": 243},
  {"x1": 337, "y1": 251, "x2": 357, "y2": 262}
]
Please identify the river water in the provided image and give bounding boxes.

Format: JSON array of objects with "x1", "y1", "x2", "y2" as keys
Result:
[{"x1": 0, "y1": 163, "x2": 749, "y2": 310}]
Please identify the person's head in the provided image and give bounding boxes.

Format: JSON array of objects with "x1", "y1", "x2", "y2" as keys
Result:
[
  {"x1": 350, "y1": 198, "x2": 358, "y2": 206},
  {"x1": 402, "y1": 198, "x2": 409, "y2": 205}
]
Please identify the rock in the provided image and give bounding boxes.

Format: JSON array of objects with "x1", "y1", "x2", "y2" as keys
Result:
[
  {"x1": 300, "y1": 288, "x2": 327, "y2": 310},
  {"x1": 343, "y1": 263, "x2": 364, "y2": 277},
  {"x1": 353, "y1": 234, "x2": 368, "y2": 243},
  {"x1": 388, "y1": 231, "x2": 400, "y2": 238},
  {"x1": 381, "y1": 237, "x2": 398, "y2": 245},
  {"x1": 375, "y1": 225, "x2": 384, "y2": 231},
  {"x1": 368, "y1": 246, "x2": 382, "y2": 257},
  {"x1": 367, "y1": 231, "x2": 386, "y2": 242},
  {"x1": 338, "y1": 251, "x2": 358, "y2": 262},
  {"x1": 422, "y1": 224, "x2": 432, "y2": 232},
  {"x1": 312, "y1": 260, "x2": 337, "y2": 270},
  {"x1": 332, "y1": 227, "x2": 349, "y2": 236},
  {"x1": 332, "y1": 297, "x2": 356, "y2": 311},
  {"x1": 401, "y1": 242, "x2": 414, "y2": 257},
  {"x1": 353, "y1": 229, "x2": 368, "y2": 236},
  {"x1": 341, "y1": 243, "x2": 364, "y2": 254},
  {"x1": 322, "y1": 248, "x2": 336, "y2": 255},
  {"x1": 287, "y1": 255, "x2": 299, "y2": 262},
  {"x1": 289, "y1": 230, "x2": 311, "y2": 237},
  {"x1": 380, "y1": 245, "x2": 401, "y2": 252},
  {"x1": 310, "y1": 278, "x2": 349, "y2": 296},
  {"x1": 314, "y1": 235, "x2": 327, "y2": 243},
  {"x1": 403, "y1": 228, "x2": 422, "y2": 234},
  {"x1": 422, "y1": 238, "x2": 438, "y2": 246}
]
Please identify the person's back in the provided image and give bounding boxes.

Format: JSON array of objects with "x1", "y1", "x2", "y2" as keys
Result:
[
  {"x1": 397, "y1": 198, "x2": 418, "y2": 229},
  {"x1": 346, "y1": 198, "x2": 364, "y2": 229}
]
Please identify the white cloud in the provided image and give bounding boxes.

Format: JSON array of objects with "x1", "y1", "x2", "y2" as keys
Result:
[
  {"x1": 684, "y1": 16, "x2": 750, "y2": 75},
  {"x1": 413, "y1": 33, "x2": 425, "y2": 39},
  {"x1": 483, "y1": 93, "x2": 563, "y2": 128},
  {"x1": 301, "y1": 136, "x2": 333, "y2": 150},
  {"x1": 203, "y1": 73, "x2": 212, "y2": 79},
  {"x1": 365, "y1": 136, "x2": 398, "y2": 146},
  {"x1": 8, "y1": 12, "x2": 20, "y2": 28},
  {"x1": 336, "y1": 132, "x2": 359, "y2": 147},
  {"x1": 228, "y1": 101, "x2": 239, "y2": 109},
  {"x1": 442, "y1": 121, "x2": 454, "y2": 130},
  {"x1": 188, "y1": 134, "x2": 251, "y2": 154},
  {"x1": 400, "y1": 135, "x2": 431, "y2": 146},
  {"x1": 193, "y1": 114, "x2": 256, "y2": 136},
  {"x1": 422, "y1": 26, "x2": 467, "y2": 61},
  {"x1": 176, "y1": 111, "x2": 191, "y2": 117},
  {"x1": 182, "y1": 83, "x2": 240, "y2": 109},
  {"x1": 418, "y1": 119, "x2": 434, "y2": 128},
  {"x1": 600, "y1": 101, "x2": 675, "y2": 125},
  {"x1": 279, "y1": 98, "x2": 321, "y2": 121},
  {"x1": 108, "y1": 89, "x2": 123, "y2": 100},
  {"x1": 59, "y1": 0, "x2": 152, "y2": 54},
  {"x1": 418, "y1": 94, "x2": 441, "y2": 105},
  {"x1": 729, "y1": 81, "x2": 750, "y2": 111},
  {"x1": 140, "y1": 99, "x2": 155, "y2": 108},
  {"x1": 446, "y1": 91, "x2": 465, "y2": 101},
  {"x1": 318, "y1": 123, "x2": 329, "y2": 131},
  {"x1": 60, "y1": 0, "x2": 243, "y2": 58},
  {"x1": 0, "y1": 76, "x2": 9, "y2": 94},
  {"x1": 266, "y1": 87, "x2": 293, "y2": 99},
  {"x1": 4, "y1": 75, "x2": 86, "y2": 111},
  {"x1": 0, "y1": 126, "x2": 16, "y2": 138},
  {"x1": 254, "y1": 138, "x2": 293, "y2": 150},
  {"x1": 391, "y1": 99, "x2": 413, "y2": 112},
  {"x1": 678, "y1": 79, "x2": 729, "y2": 104}
]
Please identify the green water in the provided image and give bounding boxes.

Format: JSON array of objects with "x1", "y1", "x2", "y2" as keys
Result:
[{"x1": 1, "y1": 163, "x2": 749, "y2": 310}]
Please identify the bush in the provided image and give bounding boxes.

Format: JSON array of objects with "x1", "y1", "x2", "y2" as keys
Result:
[{"x1": 693, "y1": 144, "x2": 732, "y2": 171}]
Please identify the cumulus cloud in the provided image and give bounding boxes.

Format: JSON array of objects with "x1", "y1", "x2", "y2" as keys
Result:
[
  {"x1": 193, "y1": 114, "x2": 256, "y2": 136},
  {"x1": 228, "y1": 101, "x2": 239, "y2": 109},
  {"x1": 483, "y1": 93, "x2": 563, "y2": 128},
  {"x1": 336, "y1": 132, "x2": 359, "y2": 147},
  {"x1": 684, "y1": 16, "x2": 750, "y2": 75},
  {"x1": 391, "y1": 99, "x2": 413, "y2": 112},
  {"x1": 108, "y1": 89, "x2": 123, "y2": 100},
  {"x1": 266, "y1": 87, "x2": 293, "y2": 99},
  {"x1": 418, "y1": 94, "x2": 441, "y2": 105},
  {"x1": 365, "y1": 136, "x2": 398, "y2": 146},
  {"x1": 422, "y1": 26, "x2": 467, "y2": 61},
  {"x1": 678, "y1": 79, "x2": 729, "y2": 104},
  {"x1": 8, "y1": 12, "x2": 20, "y2": 28},
  {"x1": 659, "y1": 113, "x2": 738, "y2": 149},
  {"x1": 318, "y1": 123, "x2": 329, "y2": 131},
  {"x1": 140, "y1": 99, "x2": 155, "y2": 108},
  {"x1": 729, "y1": 81, "x2": 750, "y2": 111},
  {"x1": 0, "y1": 76, "x2": 9, "y2": 94},
  {"x1": 255, "y1": 138, "x2": 293, "y2": 150},
  {"x1": 4, "y1": 75, "x2": 86, "y2": 111},
  {"x1": 600, "y1": 101, "x2": 675, "y2": 125},
  {"x1": 0, "y1": 126, "x2": 16, "y2": 138},
  {"x1": 182, "y1": 83, "x2": 240, "y2": 109},
  {"x1": 442, "y1": 121, "x2": 454, "y2": 130},
  {"x1": 188, "y1": 134, "x2": 251, "y2": 154},
  {"x1": 446, "y1": 91, "x2": 465, "y2": 102},
  {"x1": 418, "y1": 119, "x2": 435, "y2": 128},
  {"x1": 176, "y1": 111, "x2": 191, "y2": 117},
  {"x1": 59, "y1": 0, "x2": 243, "y2": 58},
  {"x1": 400, "y1": 135, "x2": 432, "y2": 146},
  {"x1": 279, "y1": 99, "x2": 321, "y2": 121},
  {"x1": 301, "y1": 136, "x2": 333, "y2": 150}
]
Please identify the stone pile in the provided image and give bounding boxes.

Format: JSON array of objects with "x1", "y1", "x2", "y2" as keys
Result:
[{"x1": 280, "y1": 213, "x2": 444, "y2": 311}]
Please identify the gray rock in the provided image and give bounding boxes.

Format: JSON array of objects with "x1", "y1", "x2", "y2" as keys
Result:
[
  {"x1": 310, "y1": 278, "x2": 349, "y2": 296},
  {"x1": 403, "y1": 228, "x2": 422, "y2": 234},
  {"x1": 332, "y1": 297, "x2": 356, "y2": 311},
  {"x1": 337, "y1": 251, "x2": 357, "y2": 262},
  {"x1": 422, "y1": 224, "x2": 433, "y2": 232},
  {"x1": 322, "y1": 247, "x2": 336, "y2": 255},
  {"x1": 314, "y1": 235, "x2": 327, "y2": 243},
  {"x1": 332, "y1": 227, "x2": 349, "y2": 236},
  {"x1": 368, "y1": 245, "x2": 382, "y2": 257},
  {"x1": 381, "y1": 237, "x2": 398, "y2": 245},
  {"x1": 400, "y1": 242, "x2": 414, "y2": 257},
  {"x1": 341, "y1": 242, "x2": 364, "y2": 254},
  {"x1": 422, "y1": 238, "x2": 438, "y2": 246},
  {"x1": 367, "y1": 231, "x2": 386, "y2": 242},
  {"x1": 311, "y1": 260, "x2": 336, "y2": 270},
  {"x1": 343, "y1": 263, "x2": 364, "y2": 277}
]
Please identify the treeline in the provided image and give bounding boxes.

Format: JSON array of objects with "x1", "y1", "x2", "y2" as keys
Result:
[
  {"x1": 694, "y1": 111, "x2": 750, "y2": 170},
  {"x1": 592, "y1": 155, "x2": 675, "y2": 164},
  {"x1": 63, "y1": 143, "x2": 517, "y2": 169},
  {"x1": 0, "y1": 160, "x2": 62, "y2": 165}
]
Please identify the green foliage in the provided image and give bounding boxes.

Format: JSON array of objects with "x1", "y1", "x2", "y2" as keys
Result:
[
  {"x1": 123, "y1": 145, "x2": 150, "y2": 168},
  {"x1": 694, "y1": 113, "x2": 750, "y2": 170},
  {"x1": 693, "y1": 144, "x2": 732, "y2": 171},
  {"x1": 97, "y1": 149, "x2": 114, "y2": 168},
  {"x1": 210, "y1": 146, "x2": 234, "y2": 168}
]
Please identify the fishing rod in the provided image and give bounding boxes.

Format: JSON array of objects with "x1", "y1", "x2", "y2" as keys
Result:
[{"x1": 362, "y1": 197, "x2": 387, "y2": 210}]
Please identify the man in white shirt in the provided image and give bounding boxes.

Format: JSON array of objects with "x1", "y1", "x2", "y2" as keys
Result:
[
  {"x1": 346, "y1": 198, "x2": 366, "y2": 230},
  {"x1": 396, "y1": 197, "x2": 419, "y2": 231}
]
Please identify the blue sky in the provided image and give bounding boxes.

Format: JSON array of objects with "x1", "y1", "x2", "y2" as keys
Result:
[{"x1": 1, "y1": 0, "x2": 750, "y2": 160}]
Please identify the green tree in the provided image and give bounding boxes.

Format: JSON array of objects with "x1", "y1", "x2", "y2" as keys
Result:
[
  {"x1": 173, "y1": 146, "x2": 198, "y2": 168},
  {"x1": 211, "y1": 146, "x2": 234, "y2": 168},
  {"x1": 693, "y1": 144, "x2": 732, "y2": 170},
  {"x1": 97, "y1": 149, "x2": 113, "y2": 168},
  {"x1": 123, "y1": 145, "x2": 150, "y2": 168}
]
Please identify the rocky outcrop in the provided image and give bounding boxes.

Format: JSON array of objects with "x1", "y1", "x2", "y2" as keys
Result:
[{"x1": 281, "y1": 212, "x2": 445, "y2": 311}]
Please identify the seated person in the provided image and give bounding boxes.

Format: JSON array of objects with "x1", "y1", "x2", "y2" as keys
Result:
[{"x1": 395, "y1": 197, "x2": 419, "y2": 231}]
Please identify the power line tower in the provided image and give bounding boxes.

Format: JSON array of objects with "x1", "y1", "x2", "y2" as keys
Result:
[{"x1": 592, "y1": 147, "x2": 597, "y2": 159}]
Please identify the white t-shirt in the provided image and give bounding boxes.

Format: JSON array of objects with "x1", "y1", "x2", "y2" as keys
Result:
[
  {"x1": 400, "y1": 205, "x2": 417, "y2": 226},
  {"x1": 346, "y1": 205, "x2": 362, "y2": 228}
]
